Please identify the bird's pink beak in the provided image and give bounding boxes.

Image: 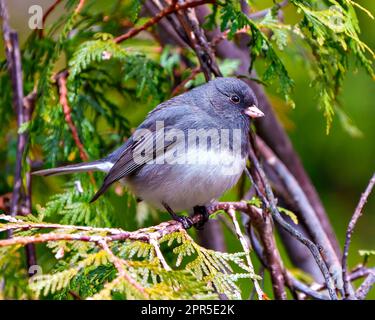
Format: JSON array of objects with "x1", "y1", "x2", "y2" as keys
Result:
[{"x1": 244, "y1": 105, "x2": 264, "y2": 118}]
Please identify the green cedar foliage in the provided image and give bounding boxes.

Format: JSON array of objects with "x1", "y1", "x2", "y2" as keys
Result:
[{"x1": 0, "y1": 215, "x2": 258, "y2": 299}]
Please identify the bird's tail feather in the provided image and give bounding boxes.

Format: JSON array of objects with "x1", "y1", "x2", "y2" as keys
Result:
[{"x1": 32, "y1": 160, "x2": 111, "y2": 176}]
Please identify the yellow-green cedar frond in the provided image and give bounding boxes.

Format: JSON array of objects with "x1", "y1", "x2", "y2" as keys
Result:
[
  {"x1": 89, "y1": 276, "x2": 123, "y2": 300},
  {"x1": 219, "y1": 2, "x2": 295, "y2": 106},
  {"x1": 30, "y1": 250, "x2": 109, "y2": 297},
  {"x1": 30, "y1": 268, "x2": 78, "y2": 297},
  {"x1": 89, "y1": 257, "x2": 214, "y2": 300},
  {"x1": 89, "y1": 276, "x2": 147, "y2": 300},
  {"x1": 1, "y1": 214, "x2": 259, "y2": 299},
  {"x1": 161, "y1": 231, "x2": 185, "y2": 246},
  {"x1": 119, "y1": 240, "x2": 155, "y2": 260},
  {"x1": 0, "y1": 214, "x2": 41, "y2": 233},
  {"x1": 289, "y1": 0, "x2": 374, "y2": 133},
  {"x1": 0, "y1": 246, "x2": 35, "y2": 299},
  {"x1": 145, "y1": 276, "x2": 216, "y2": 300},
  {"x1": 69, "y1": 37, "x2": 127, "y2": 79},
  {"x1": 359, "y1": 249, "x2": 375, "y2": 257},
  {"x1": 160, "y1": 231, "x2": 259, "y2": 299},
  {"x1": 40, "y1": 180, "x2": 114, "y2": 227}
]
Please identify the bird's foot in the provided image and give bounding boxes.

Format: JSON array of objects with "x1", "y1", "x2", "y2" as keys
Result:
[
  {"x1": 163, "y1": 202, "x2": 194, "y2": 229},
  {"x1": 193, "y1": 205, "x2": 209, "y2": 230},
  {"x1": 173, "y1": 215, "x2": 194, "y2": 229}
]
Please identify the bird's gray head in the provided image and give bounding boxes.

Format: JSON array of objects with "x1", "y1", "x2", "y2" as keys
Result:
[{"x1": 192, "y1": 77, "x2": 264, "y2": 122}]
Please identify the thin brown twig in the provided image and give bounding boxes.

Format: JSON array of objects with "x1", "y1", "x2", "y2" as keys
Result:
[
  {"x1": 350, "y1": 266, "x2": 375, "y2": 282},
  {"x1": 1, "y1": 1, "x2": 25, "y2": 218},
  {"x1": 210, "y1": 27, "x2": 250, "y2": 48},
  {"x1": 172, "y1": 66, "x2": 201, "y2": 96},
  {"x1": 39, "y1": 0, "x2": 63, "y2": 37},
  {"x1": 255, "y1": 136, "x2": 348, "y2": 297},
  {"x1": 74, "y1": 0, "x2": 86, "y2": 14},
  {"x1": 114, "y1": 0, "x2": 214, "y2": 44},
  {"x1": 55, "y1": 71, "x2": 89, "y2": 162},
  {"x1": 68, "y1": 290, "x2": 82, "y2": 300},
  {"x1": 248, "y1": 224, "x2": 329, "y2": 300},
  {"x1": 0, "y1": 0, "x2": 38, "y2": 269},
  {"x1": 342, "y1": 173, "x2": 375, "y2": 298},
  {"x1": 246, "y1": 139, "x2": 338, "y2": 300},
  {"x1": 356, "y1": 271, "x2": 375, "y2": 300},
  {"x1": 248, "y1": 205, "x2": 287, "y2": 299},
  {"x1": 54, "y1": 71, "x2": 97, "y2": 186},
  {"x1": 309, "y1": 266, "x2": 374, "y2": 293},
  {"x1": 146, "y1": 0, "x2": 189, "y2": 47},
  {"x1": 0, "y1": 214, "x2": 124, "y2": 234},
  {"x1": 39, "y1": 0, "x2": 85, "y2": 37},
  {"x1": 175, "y1": 5, "x2": 221, "y2": 80},
  {"x1": 176, "y1": 11, "x2": 211, "y2": 80}
]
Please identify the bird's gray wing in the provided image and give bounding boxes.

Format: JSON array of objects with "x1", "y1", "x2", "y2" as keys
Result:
[{"x1": 91, "y1": 103, "x2": 201, "y2": 202}]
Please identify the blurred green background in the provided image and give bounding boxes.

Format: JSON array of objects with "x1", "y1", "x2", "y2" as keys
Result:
[
  {"x1": 286, "y1": 0, "x2": 375, "y2": 274},
  {"x1": 1, "y1": 0, "x2": 374, "y2": 299}
]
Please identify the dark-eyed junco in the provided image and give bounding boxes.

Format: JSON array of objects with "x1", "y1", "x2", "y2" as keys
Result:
[{"x1": 33, "y1": 77, "x2": 264, "y2": 228}]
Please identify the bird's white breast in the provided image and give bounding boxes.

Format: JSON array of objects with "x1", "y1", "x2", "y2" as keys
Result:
[{"x1": 124, "y1": 148, "x2": 246, "y2": 212}]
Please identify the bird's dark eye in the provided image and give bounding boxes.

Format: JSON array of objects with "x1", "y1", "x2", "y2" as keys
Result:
[{"x1": 230, "y1": 95, "x2": 240, "y2": 104}]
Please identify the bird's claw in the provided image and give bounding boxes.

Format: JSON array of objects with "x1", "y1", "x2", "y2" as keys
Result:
[
  {"x1": 174, "y1": 215, "x2": 194, "y2": 229},
  {"x1": 193, "y1": 206, "x2": 209, "y2": 230},
  {"x1": 163, "y1": 202, "x2": 207, "y2": 229}
]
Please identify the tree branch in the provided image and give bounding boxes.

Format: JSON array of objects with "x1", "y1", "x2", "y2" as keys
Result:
[
  {"x1": 0, "y1": 0, "x2": 37, "y2": 270},
  {"x1": 175, "y1": 5, "x2": 221, "y2": 80},
  {"x1": 39, "y1": 0, "x2": 63, "y2": 37},
  {"x1": 0, "y1": 204, "x2": 227, "y2": 246},
  {"x1": 246, "y1": 141, "x2": 338, "y2": 300},
  {"x1": 247, "y1": 205, "x2": 287, "y2": 299},
  {"x1": 342, "y1": 173, "x2": 375, "y2": 298},
  {"x1": 74, "y1": 0, "x2": 86, "y2": 14},
  {"x1": 54, "y1": 70, "x2": 89, "y2": 162},
  {"x1": 0, "y1": 196, "x2": 339, "y2": 300},
  {"x1": 356, "y1": 271, "x2": 375, "y2": 300},
  {"x1": 0, "y1": 201, "x2": 291, "y2": 246},
  {"x1": 255, "y1": 136, "x2": 348, "y2": 296},
  {"x1": 248, "y1": 225, "x2": 330, "y2": 300},
  {"x1": 1, "y1": 0, "x2": 25, "y2": 218},
  {"x1": 114, "y1": 0, "x2": 214, "y2": 44}
]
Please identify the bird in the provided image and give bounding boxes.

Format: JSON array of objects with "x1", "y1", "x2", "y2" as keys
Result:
[{"x1": 33, "y1": 77, "x2": 264, "y2": 228}]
